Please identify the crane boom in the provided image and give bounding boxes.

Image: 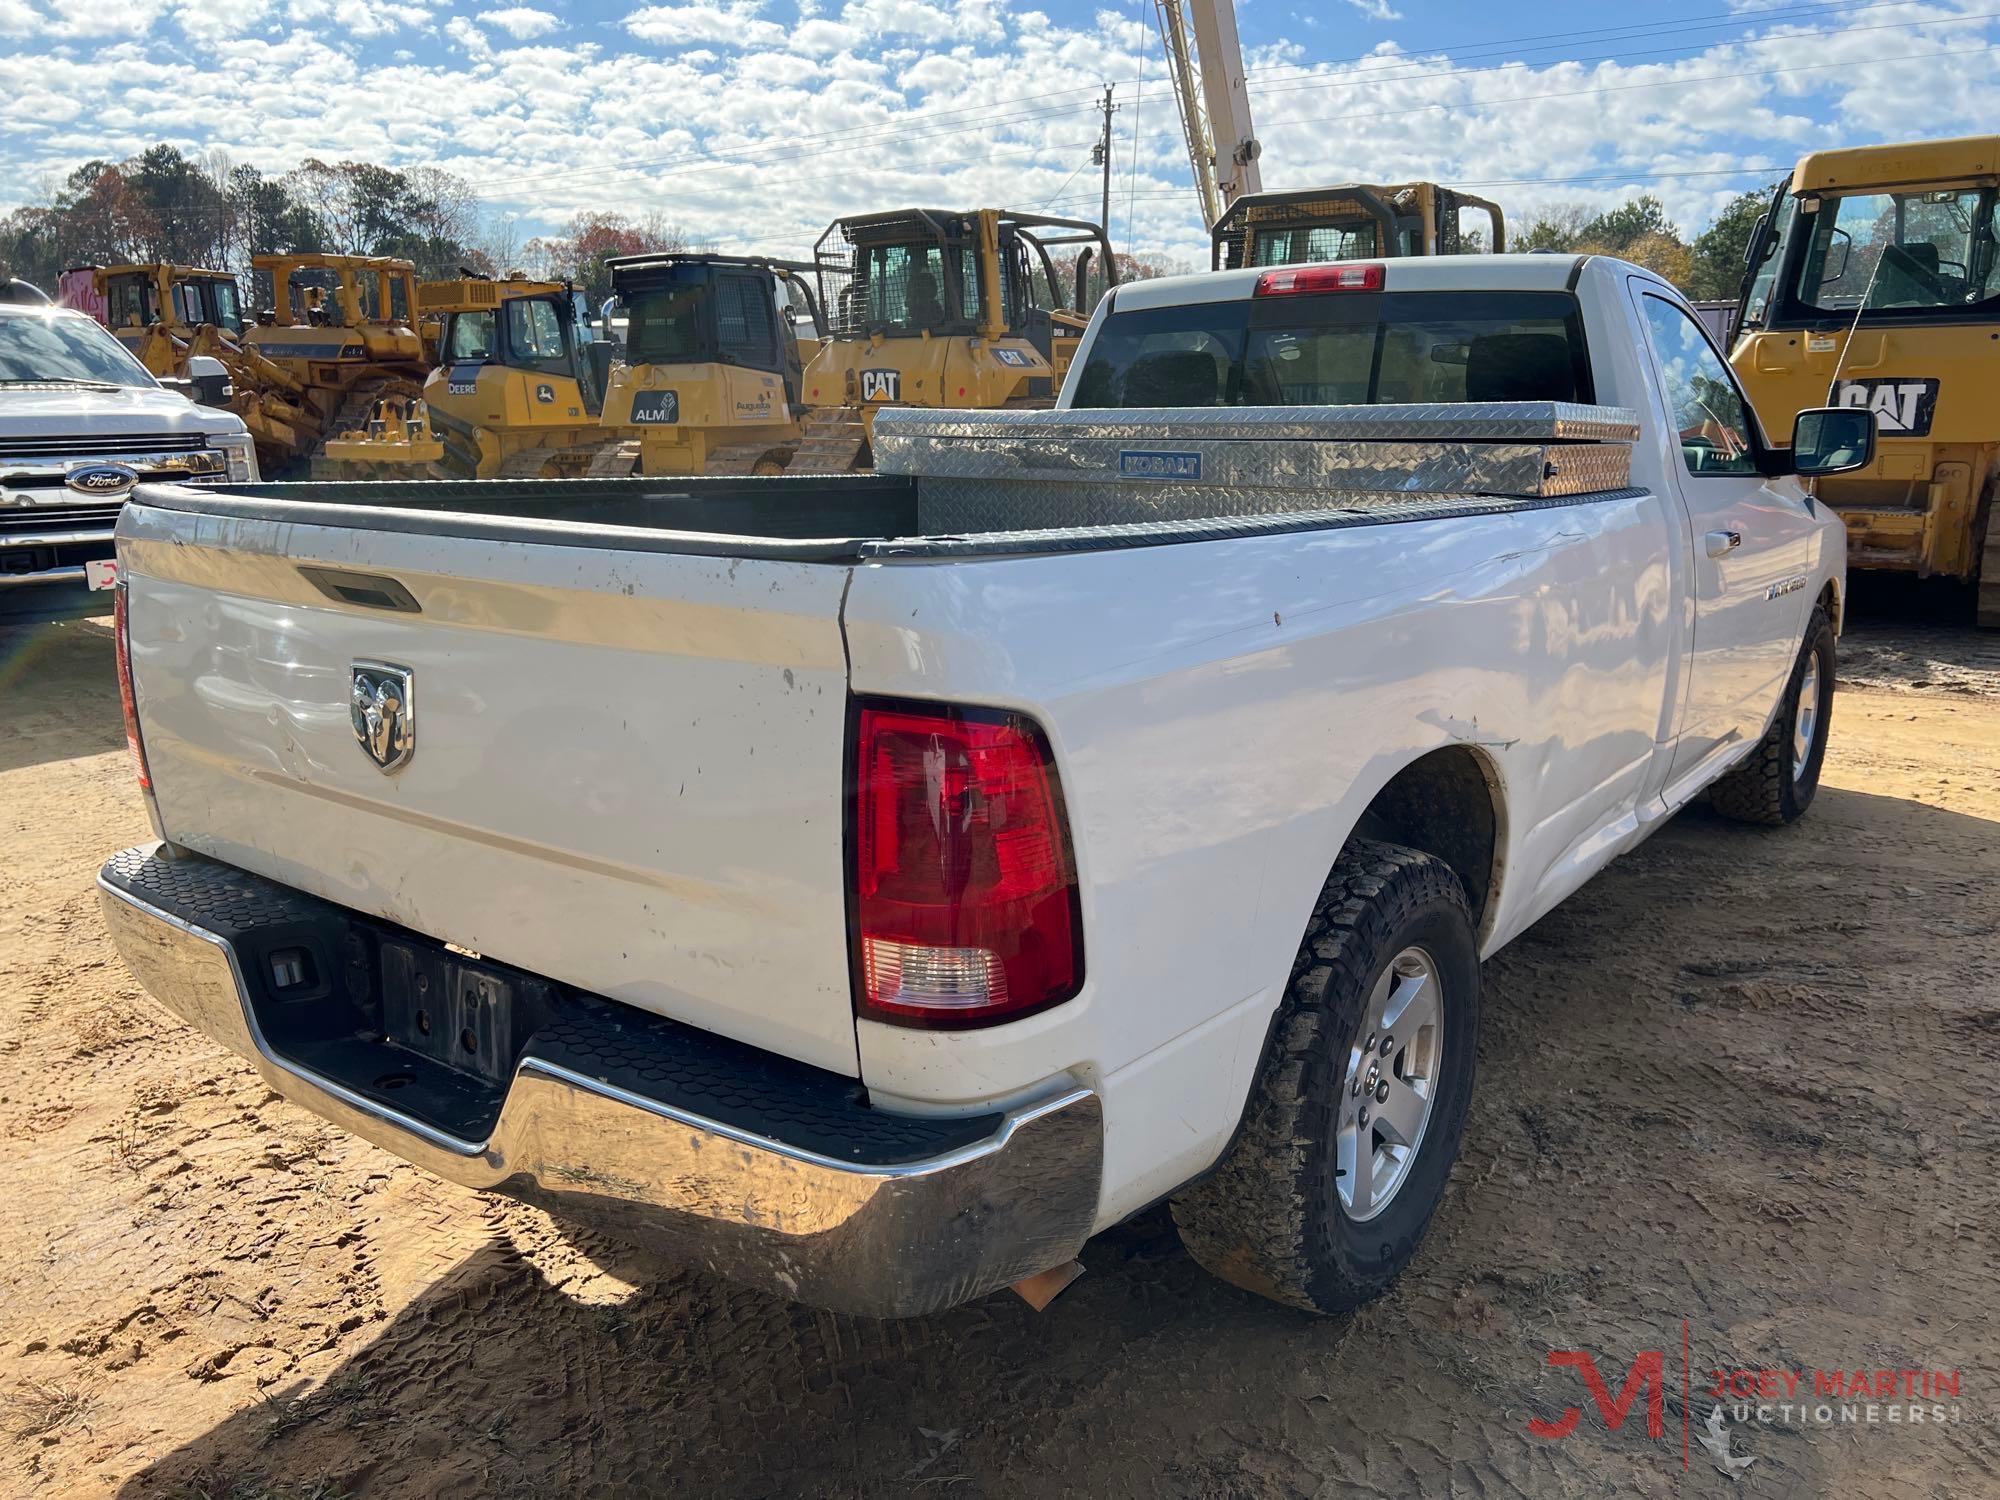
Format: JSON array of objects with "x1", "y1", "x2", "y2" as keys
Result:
[{"x1": 1153, "y1": 0, "x2": 1262, "y2": 230}]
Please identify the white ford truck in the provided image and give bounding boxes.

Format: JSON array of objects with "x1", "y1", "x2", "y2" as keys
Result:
[
  {"x1": 0, "y1": 299, "x2": 257, "y2": 621},
  {"x1": 99, "y1": 255, "x2": 1868, "y2": 1317}
]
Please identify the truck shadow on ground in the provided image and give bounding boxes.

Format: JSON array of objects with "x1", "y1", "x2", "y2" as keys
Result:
[
  {"x1": 0, "y1": 618, "x2": 125, "y2": 774},
  {"x1": 113, "y1": 779, "x2": 2000, "y2": 1500}
]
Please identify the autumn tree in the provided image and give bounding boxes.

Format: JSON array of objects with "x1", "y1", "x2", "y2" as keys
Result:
[
  {"x1": 525, "y1": 211, "x2": 692, "y2": 303},
  {"x1": 1514, "y1": 194, "x2": 1702, "y2": 291}
]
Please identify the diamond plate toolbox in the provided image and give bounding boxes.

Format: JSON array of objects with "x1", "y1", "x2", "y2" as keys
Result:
[{"x1": 873, "y1": 402, "x2": 1639, "y2": 535}]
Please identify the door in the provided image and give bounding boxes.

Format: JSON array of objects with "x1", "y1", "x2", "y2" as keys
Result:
[{"x1": 1630, "y1": 284, "x2": 1814, "y2": 782}]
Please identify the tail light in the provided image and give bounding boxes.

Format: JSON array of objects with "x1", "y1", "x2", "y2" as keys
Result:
[
  {"x1": 113, "y1": 582, "x2": 152, "y2": 792},
  {"x1": 852, "y1": 700, "x2": 1082, "y2": 1027},
  {"x1": 1254, "y1": 263, "x2": 1384, "y2": 296}
]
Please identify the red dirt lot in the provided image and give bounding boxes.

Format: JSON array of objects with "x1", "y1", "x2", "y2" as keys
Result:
[{"x1": 3, "y1": 613, "x2": 1998, "y2": 1498}]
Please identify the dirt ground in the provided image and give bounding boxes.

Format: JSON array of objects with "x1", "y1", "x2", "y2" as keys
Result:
[{"x1": 3, "y1": 607, "x2": 1998, "y2": 1499}]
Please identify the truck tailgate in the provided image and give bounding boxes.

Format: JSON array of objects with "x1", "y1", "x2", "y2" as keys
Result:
[{"x1": 117, "y1": 500, "x2": 861, "y2": 1076}]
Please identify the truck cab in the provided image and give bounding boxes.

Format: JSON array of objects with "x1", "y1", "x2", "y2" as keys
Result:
[{"x1": 0, "y1": 302, "x2": 255, "y2": 620}]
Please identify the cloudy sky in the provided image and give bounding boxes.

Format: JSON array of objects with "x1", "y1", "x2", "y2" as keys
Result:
[{"x1": 0, "y1": 0, "x2": 1992, "y2": 266}]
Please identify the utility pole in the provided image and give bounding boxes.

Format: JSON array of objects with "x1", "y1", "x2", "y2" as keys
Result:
[{"x1": 1092, "y1": 83, "x2": 1119, "y2": 245}]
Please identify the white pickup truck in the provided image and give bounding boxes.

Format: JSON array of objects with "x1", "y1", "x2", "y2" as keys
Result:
[
  {"x1": 99, "y1": 255, "x2": 1870, "y2": 1318},
  {"x1": 0, "y1": 299, "x2": 257, "y2": 621}
]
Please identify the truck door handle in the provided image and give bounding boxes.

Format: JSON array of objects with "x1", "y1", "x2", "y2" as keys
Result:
[{"x1": 1705, "y1": 529, "x2": 1742, "y2": 558}]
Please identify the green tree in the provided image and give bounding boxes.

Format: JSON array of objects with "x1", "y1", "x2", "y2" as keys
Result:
[
  {"x1": 124, "y1": 145, "x2": 226, "y2": 265},
  {"x1": 1576, "y1": 194, "x2": 1677, "y2": 252},
  {"x1": 1515, "y1": 203, "x2": 1589, "y2": 253},
  {"x1": 1688, "y1": 185, "x2": 1782, "y2": 301}
]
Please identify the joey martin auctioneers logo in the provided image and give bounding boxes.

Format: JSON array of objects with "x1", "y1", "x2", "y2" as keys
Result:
[{"x1": 1530, "y1": 1323, "x2": 1965, "y2": 1477}]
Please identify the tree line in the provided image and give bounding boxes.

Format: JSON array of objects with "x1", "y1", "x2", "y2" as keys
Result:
[
  {"x1": 0, "y1": 144, "x2": 693, "y2": 305},
  {"x1": 0, "y1": 142, "x2": 1776, "y2": 311},
  {"x1": 1513, "y1": 187, "x2": 1777, "y2": 300}
]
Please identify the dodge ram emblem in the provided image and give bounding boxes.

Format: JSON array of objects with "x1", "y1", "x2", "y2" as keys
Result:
[
  {"x1": 65, "y1": 462, "x2": 138, "y2": 498},
  {"x1": 350, "y1": 661, "x2": 415, "y2": 773}
]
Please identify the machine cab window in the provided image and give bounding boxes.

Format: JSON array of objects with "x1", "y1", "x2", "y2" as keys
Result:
[
  {"x1": 1797, "y1": 188, "x2": 2000, "y2": 314},
  {"x1": 206, "y1": 279, "x2": 245, "y2": 335},
  {"x1": 853, "y1": 243, "x2": 963, "y2": 336},
  {"x1": 1740, "y1": 181, "x2": 2000, "y2": 328},
  {"x1": 106, "y1": 274, "x2": 158, "y2": 329},
  {"x1": 503, "y1": 297, "x2": 569, "y2": 374},
  {"x1": 445, "y1": 309, "x2": 497, "y2": 362},
  {"x1": 714, "y1": 275, "x2": 779, "y2": 365}
]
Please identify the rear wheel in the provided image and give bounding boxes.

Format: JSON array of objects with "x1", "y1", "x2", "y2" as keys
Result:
[
  {"x1": 1171, "y1": 839, "x2": 1481, "y2": 1314},
  {"x1": 1709, "y1": 605, "x2": 1835, "y2": 826}
]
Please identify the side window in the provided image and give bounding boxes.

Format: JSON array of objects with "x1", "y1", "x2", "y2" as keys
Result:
[
  {"x1": 446, "y1": 310, "x2": 496, "y2": 361},
  {"x1": 108, "y1": 277, "x2": 151, "y2": 328},
  {"x1": 1640, "y1": 294, "x2": 1758, "y2": 476},
  {"x1": 714, "y1": 275, "x2": 773, "y2": 360},
  {"x1": 505, "y1": 298, "x2": 567, "y2": 363}
]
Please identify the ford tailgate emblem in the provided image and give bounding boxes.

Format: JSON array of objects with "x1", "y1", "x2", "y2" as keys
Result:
[
  {"x1": 351, "y1": 661, "x2": 415, "y2": 773},
  {"x1": 65, "y1": 462, "x2": 139, "y2": 498}
]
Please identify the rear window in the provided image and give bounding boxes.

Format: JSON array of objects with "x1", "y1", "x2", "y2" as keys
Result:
[{"x1": 1072, "y1": 290, "x2": 1592, "y2": 408}]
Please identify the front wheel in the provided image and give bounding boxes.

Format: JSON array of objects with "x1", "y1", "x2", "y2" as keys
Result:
[
  {"x1": 1709, "y1": 605, "x2": 1835, "y2": 826},
  {"x1": 1171, "y1": 839, "x2": 1481, "y2": 1315}
]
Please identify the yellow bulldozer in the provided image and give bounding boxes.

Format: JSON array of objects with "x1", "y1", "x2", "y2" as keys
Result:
[
  {"x1": 784, "y1": 208, "x2": 1117, "y2": 472},
  {"x1": 326, "y1": 257, "x2": 825, "y2": 480},
  {"x1": 230, "y1": 253, "x2": 430, "y2": 477},
  {"x1": 586, "y1": 253, "x2": 827, "y2": 476},
  {"x1": 320, "y1": 273, "x2": 624, "y2": 479},
  {"x1": 1209, "y1": 184, "x2": 1506, "y2": 269},
  {"x1": 1731, "y1": 135, "x2": 2000, "y2": 626},
  {"x1": 61, "y1": 262, "x2": 243, "y2": 404},
  {"x1": 91, "y1": 262, "x2": 244, "y2": 366}
]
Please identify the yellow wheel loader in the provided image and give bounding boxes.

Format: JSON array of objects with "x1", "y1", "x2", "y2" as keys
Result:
[
  {"x1": 1731, "y1": 135, "x2": 2000, "y2": 626},
  {"x1": 233, "y1": 254, "x2": 429, "y2": 477},
  {"x1": 586, "y1": 253, "x2": 828, "y2": 477},
  {"x1": 1209, "y1": 183, "x2": 1506, "y2": 269},
  {"x1": 320, "y1": 274, "x2": 622, "y2": 479},
  {"x1": 786, "y1": 208, "x2": 1117, "y2": 472}
]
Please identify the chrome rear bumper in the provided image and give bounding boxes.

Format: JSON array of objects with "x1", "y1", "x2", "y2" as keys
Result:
[{"x1": 99, "y1": 844, "x2": 1101, "y2": 1317}]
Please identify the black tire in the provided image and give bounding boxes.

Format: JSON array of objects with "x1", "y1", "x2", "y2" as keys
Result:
[
  {"x1": 1709, "y1": 605, "x2": 1835, "y2": 826},
  {"x1": 1171, "y1": 839, "x2": 1481, "y2": 1315}
]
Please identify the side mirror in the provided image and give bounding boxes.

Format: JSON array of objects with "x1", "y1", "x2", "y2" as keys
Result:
[
  {"x1": 187, "y1": 354, "x2": 233, "y2": 408},
  {"x1": 1742, "y1": 213, "x2": 1769, "y2": 267},
  {"x1": 1791, "y1": 406, "x2": 1875, "y2": 476}
]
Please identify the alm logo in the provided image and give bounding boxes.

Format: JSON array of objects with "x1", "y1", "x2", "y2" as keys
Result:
[{"x1": 1833, "y1": 377, "x2": 1939, "y2": 438}]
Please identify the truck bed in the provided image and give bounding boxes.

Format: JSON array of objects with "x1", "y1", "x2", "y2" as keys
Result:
[
  {"x1": 141, "y1": 399, "x2": 1642, "y2": 561},
  {"x1": 113, "y1": 398, "x2": 1655, "y2": 1092}
]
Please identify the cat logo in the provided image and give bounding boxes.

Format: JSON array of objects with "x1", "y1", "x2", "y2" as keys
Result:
[
  {"x1": 1833, "y1": 378, "x2": 1939, "y2": 438},
  {"x1": 860, "y1": 369, "x2": 901, "y2": 402}
]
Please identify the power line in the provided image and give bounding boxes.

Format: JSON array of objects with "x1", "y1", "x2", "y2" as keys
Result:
[
  {"x1": 1051, "y1": 162, "x2": 1797, "y2": 209},
  {"x1": 1240, "y1": 0, "x2": 1945, "y2": 87},
  {"x1": 1251, "y1": 5, "x2": 2000, "y2": 100},
  {"x1": 417, "y1": 0, "x2": 1954, "y2": 201},
  {"x1": 1257, "y1": 39, "x2": 2000, "y2": 132}
]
